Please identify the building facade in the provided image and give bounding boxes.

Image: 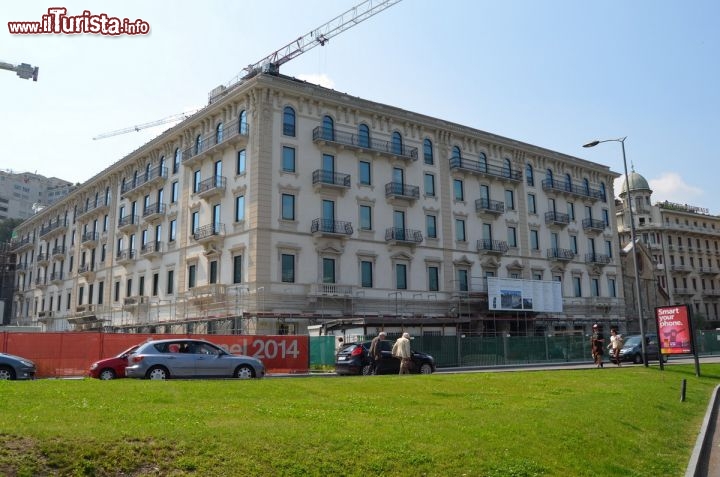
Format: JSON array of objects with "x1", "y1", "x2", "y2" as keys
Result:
[
  {"x1": 616, "y1": 171, "x2": 720, "y2": 329},
  {"x1": 11, "y1": 73, "x2": 623, "y2": 336},
  {"x1": 0, "y1": 170, "x2": 75, "y2": 221}
]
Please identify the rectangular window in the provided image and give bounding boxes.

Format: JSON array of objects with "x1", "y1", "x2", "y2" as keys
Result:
[
  {"x1": 359, "y1": 205, "x2": 372, "y2": 230},
  {"x1": 171, "y1": 181, "x2": 179, "y2": 203},
  {"x1": 608, "y1": 278, "x2": 616, "y2": 297},
  {"x1": 573, "y1": 276, "x2": 582, "y2": 297},
  {"x1": 233, "y1": 255, "x2": 242, "y2": 284},
  {"x1": 281, "y1": 254, "x2": 295, "y2": 283},
  {"x1": 282, "y1": 146, "x2": 296, "y2": 173},
  {"x1": 78, "y1": 286, "x2": 84, "y2": 306},
  {"x1": 235, "y1": 195, "x2": 245, "y2": 222},
  {"x1": 281, "y1": 194, "x2": 295, "y2": 220},
  {"x1": 152, "y1": 273, "x2": 159, "y2": 296},
  {"x1": 167, "y1": 270, "x2": 174, "y2": 295},
  {"x1": 505, "y1": 189, "x2": 515, "y2": 210},
  {"x1": 605, "y1": 240, "x2": 613, "y2": 258},
  {"x1": 103, "y1": 214, "x2": 109, "y2": 232},
  {"x1": 455, "y1": 219, "x2": 466, "y2": 242},
  {"x1": 359, "y1": 161, "x2": 371, "y2": 185},
  {"x1": 396, "y1": 264, "x2": 407, "y2": 290},
  {"x1": 193, "y1": 170, "x2": 201, "y2": 193},
  {"x1": 428, "y1": 266, "x2": 439, "y2": 291},
  {"x1": 322, "y1": 258, "x2": 335, "y2": 284},
  {"x1": 567, "y1": 202, "x2": 575, "y2": 221},
  {"x1": 527, "y1": 193, "x2": 536, "y2": 214},
  {"x1": 453, "y1": 179, "x2": 464, "y2": 201},
  {"x1": 507, "y1": 227, "x2": 517, "y2": 248},
  {"x1": 169, "y1": 219, "x2": 177, "y2": 242},
  {"x1": 114, "y1": 281, "x2": 120, "y2": 302},
  {"x1": 188, "y1": 264, "x2": 196, "y2": 289},
  {"x1": 361, "y1": 261, "x2": 373, "y2": 288},
  {"x1": 236, "y1": 149, "x2": 246, "y2": 174},
  {"x1": 426, "y1": 215, "x2": 437, "y2": 239},
  {"x1": 570, "y1": 235, "x2": 578, "y2": 254},
  {"x1": 602, "y1": 209, "x2": 610, "y2": 227},
  {"x1": 126, "y1": 278, "x2": 132, "y2": 298},
  {"x1": 457, "y1": 269, "x2": 468, "y2": 291},
  {"x1": 530, "y1": 230, "x2": 539, "y2": 250},
  {"x1": 591, "y1": 278, "x2": 600, "y2": 297},
  {"x1": 209, "y1": 260, "x2": 218, "y2": 284},
  {"x1": 138, "y1": 276, "x2": 144, "y2": 297},
  {"x1": 424, "y1": 173, "x2": 435, "y2": 196}
]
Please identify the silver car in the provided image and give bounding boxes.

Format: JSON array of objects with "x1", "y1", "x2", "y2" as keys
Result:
[
  {"x1": 125, "y1": 339, "x2": 265, "y2": 380},
  {"x1": 0, "y1": 352, "x2": 37, "y2": 380}
]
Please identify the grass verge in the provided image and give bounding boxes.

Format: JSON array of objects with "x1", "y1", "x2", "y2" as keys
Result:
[{"x1": 0, "y1": 364, "x2": 717, "y2": 476}]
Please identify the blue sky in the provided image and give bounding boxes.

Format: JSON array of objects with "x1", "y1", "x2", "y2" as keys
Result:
[{"x1": 2, "y1": 0, "x2": 718, "y2": 214}]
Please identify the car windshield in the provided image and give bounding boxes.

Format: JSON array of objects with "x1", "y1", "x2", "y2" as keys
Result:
[
  {"x1": 623, "y1": 336, "x2": 641, "y2": 346},
  {"x1": 118, "y1": 345, "x2": 139, "y2": 357}
]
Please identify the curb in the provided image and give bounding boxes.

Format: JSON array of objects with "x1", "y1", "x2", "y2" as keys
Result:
[{"x1": 686, "y1": 384, "x2": 720, "y2": 477}]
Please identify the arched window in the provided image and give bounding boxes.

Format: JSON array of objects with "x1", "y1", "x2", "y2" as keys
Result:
[
  {"x1": 322, "y1": 115, "x2": 334, "y2": 140},
  {"x1": 599, "y1": 182, "x2": 607, "y2": 202},
  {"x1": 391, "y1": 131, "x2": 403, "y2": 155},
  {"x1": 565, "y1": 173, "x2": 572, "y2": 192},
  {"x1": 283, "y1": 107, "x2": 295, "y2": 137},
  {"x1": 423, "y1": 138, "x2": 433, "y2": 165},
  {"x1": 195, "y1": 135, "x2": 202, "y2": 155},
  {"x1": 545, "y1": 168, "x2": 553, "y2": 186},
  {"x1": 583, "y1": 178, "x2": 590, "y2": 196},
  {"x1": 503, "y1": 158, "x2": 512, "y2": 178},
  {"x1": 526, "y1": 163, "x2": 534, "y2": 186},
  {"x1": 358, "y1": 124, "x2": 370, "y2": 148},
  {"x1": 239, "y1": 110, "x2": 248, "y2": 135},
  {"x1": 216, "y1": 122, "x2": 223, "y2": 144},
  {"x1": 479, "y1": 152, "x2": 488, "y2": 172},
  {"x1": 452, "y1": 146, "x2": 462, "y2": 160}
]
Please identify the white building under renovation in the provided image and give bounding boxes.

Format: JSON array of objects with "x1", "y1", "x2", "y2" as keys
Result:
[{"x1": 11, "y1": 72, "x2": 623, "y2": 337}]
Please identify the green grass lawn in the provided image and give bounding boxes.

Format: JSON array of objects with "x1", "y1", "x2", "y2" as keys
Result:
[{"x1": 0, "y1": 364, "x2": 717, "y2": 477}]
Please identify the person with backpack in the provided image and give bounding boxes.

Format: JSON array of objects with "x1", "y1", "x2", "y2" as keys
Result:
[{"x1": 608, "y1": 327, "x2": 624, "y2": 366}]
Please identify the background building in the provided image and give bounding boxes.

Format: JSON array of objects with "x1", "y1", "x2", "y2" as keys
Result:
[
  {"x1": 11, "y1": 72, "x2": 623, "y2": 337},
  {"x1": 0, "y1": 170, "x2": 75, "y2": 221},
  {"x1": 616, "y1": 170, "x2": 720, "y2": 330}
]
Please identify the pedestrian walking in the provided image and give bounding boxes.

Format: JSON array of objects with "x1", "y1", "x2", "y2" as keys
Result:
[
  {"x1": 591, "y1": 324, "x2": 605, "y2": 368},
  {"x1": 607, "y1": 327, "x2": 623, "y2": 366},
  {"x1": 392, "y1": 332, "x2": 412, "y2": 374},
  {"x1": 368, "y1": 332, "x2": 386, "y2": 375}
]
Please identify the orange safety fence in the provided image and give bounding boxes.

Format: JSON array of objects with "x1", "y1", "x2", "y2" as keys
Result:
[{"x1": 0, "y1": 332, "x2": 309, "y2": 377}]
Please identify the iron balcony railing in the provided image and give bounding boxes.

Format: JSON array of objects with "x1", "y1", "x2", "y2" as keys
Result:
[
  {"x1": 181, "y1": 117, "x2": 249, "y2": 164},
  {"x1": 545, "y1": 211, "x2": 570, "y2": 225},
  {"x1": 541, "y1": 178, "x2": 605, "y2": 201},
  {"x1": 547, "y1": 248, "x2": 575, "y2": 260},
  {"x1": 118, "y1": 215, "x2": 139, "y2": 228},
  {"x1": 312, "y1": 170, "x2": 351, "y2": 187},
  {"x1": 116, "y1": 248, "x2": 137, "y2": 262},
  {"x1": 78, "y1": 264, "x2": 94, "y2": 274},
  {"x1": 52, "y1": 246, "x2": 66, "y2": 256},
  {"x1": 120, "y1": 167, "x2": 168, "y2": 195},
  {"x1": 312, "y1": 126, "x2": 418, "y2": 160},
  {"x1": 143, "y1": 202, "x2": 166, "y2": 218},
  {"x1": 582, "y1": 218, "x2": 606, "y2": 231},
  {"x1": 477, "y1": 239, "x2": 509, "y2": 254},
  {"x1": 49, "y1": 272, "x2": 63, "y2": 282},
  {"x1": 449, "y1": 157, "x2": 522, "y2": 182},
  {"x1": 36, "y1": 253, "x2": 49, "y2": 263},
  {"x1": 40, "y1": 219, "x2": 68, "y2": 237},
  {"x1": 385, "y1": 182, "x2": 420, "y2": 199},
  {"x1": 475, "y1": 198, "x2": 505, "y2": 214},
  {"x1": 585, "y1": 253, "x2": 612, "y2": 264},
  {"x1": 311, "y1": 218, "x2": 353, "y2": 236},
  {"x1": 81, "y1": 232, "x2": 99, "y2": 243},
  {"x1": 193, "y1": 223, "x2": 225, "y2": 241},
  {"x1": 385, "y1": 227, "x2": 423, "y2": 243},
  {"x1": 196, "y1": 176, "x2": 226, "y2": 194},
  {"x1": 141, "y1": 241, "x2": 163, "y2": 255},
  {"x1": 11, "y1": 237, "x2": 31, "y2": 250}
]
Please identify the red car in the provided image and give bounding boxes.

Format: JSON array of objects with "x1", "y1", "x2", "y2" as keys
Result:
[{"x1": 88, "y1": 345, "x2": 140, "y2": 380}]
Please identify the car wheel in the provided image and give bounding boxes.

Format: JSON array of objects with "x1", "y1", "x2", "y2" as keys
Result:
[
  {"x1": 146, "y1": 366, "x2": 169, "y2": 380},
  {"x1": 99, "y1": 369, "x2": 116, "y2": 380},
  {"x1": 0, "y1": 366, "x2": 16, "y2": 380},
  {"x1": 633, "y1": 354, "x2": 643, "y2": 364},
  {"x1": 234, "y1": 365, "x2": 255, "y2": 379},
  {"x1": 419, "y1": 363, "x2": 433, "y2": 374},
  {"x1": 362, "y1": 364, "x2": 373, "y2": 375}
]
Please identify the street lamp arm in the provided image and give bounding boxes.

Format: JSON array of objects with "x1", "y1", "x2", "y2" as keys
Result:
[{"x1": 582, "y1": 137, "x2": 627, "y2": 148}]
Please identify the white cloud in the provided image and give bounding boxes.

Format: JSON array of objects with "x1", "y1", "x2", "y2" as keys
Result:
[{"x1": 296, "y1": 73, "x2": 335, "y2": 89}]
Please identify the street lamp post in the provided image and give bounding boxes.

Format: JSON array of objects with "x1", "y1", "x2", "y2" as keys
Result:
[{"x1": 583, "y1": 137, "x2": 648, "y2": 366}]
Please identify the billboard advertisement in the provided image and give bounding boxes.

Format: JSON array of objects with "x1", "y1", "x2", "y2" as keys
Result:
[
  {"x1": 655, "y1": 305, "x2": 693, "y2": 355},
  {"x1": 487, "y1": 277, "x2": 563, "y2": 313}
]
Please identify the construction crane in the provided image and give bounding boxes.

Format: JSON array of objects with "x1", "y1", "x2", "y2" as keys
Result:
[
  {"x1": 92, "y1": 110, "x2": 200, "y2": 140},
  {"x1": 208, "y1": 0, "x2": 402, "y2": 104},
  {"x1": 1, "y1": 60, "x2": 39, "y2": 81}
]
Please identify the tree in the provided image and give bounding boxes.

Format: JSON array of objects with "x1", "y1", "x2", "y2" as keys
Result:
[{"x1": 0, "y1": 218, "x2": 24, "y2": 243}]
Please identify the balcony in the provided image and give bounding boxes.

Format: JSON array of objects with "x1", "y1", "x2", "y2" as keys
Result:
[
  {"x1": 449, "y1": 157, "x2": 522, "y2": 183},
  {"x1": 116, "y1": 248, "x2": 137, "y2": 265},
  {"x1": 674, "y1": 288, "x2": 695, "y2": 297},
  {"x1": 582, "y1": 218, "x2": 606, "y2": 233},
  {"x1": 39, "y1": 219, "x2": 68, "y2": 238},
  {"x1": 312, "y1": 126, "x2": 418, "y2": 161},
  {"x1": 385, "y1": 227, "x2": 423, "y2": 245},
  {"x1": 51, "y1": 246, "x2": 66, "y2": 259},
  {"x1": 118, "y1": 215, "x2": 140, "y2": 233},
  {"x1": 182, "y1": 118, "x2": 249, "y2": 168},
  {"x1": 142, "y1": 202, "x2": 166, "y2": 223},
  {"x1": 545, "y1": 211, "x2": 570, "y2": 227},
  {"x1": 312, "y1": 170, "x2": 351, "y2": 191},
  {"x1": 49, "y1": 272, "x2": 64, "y2": 284},
  {"x1": 11, "y1": 237, "x2": 33, "y2": 252},
  {"x1": 186, "y1": 284, "x2": 227, "y2": 305},
  {"x1": 702, "y1": 289, "x2": 720, "y2": 299},
  {"x1": 36, "y1": 253, "x2": 50, "y2": 266},
  {"x1": 15, "y1": 263, "x2": 29, "y2": 273},
  {"x1": 123, "y1": 295, "x2": 150, "y2": 311},
  {"x1": 477, "y1": 239, "x2": 509, "y2": 255},
  {"x1": 121, "y1": 166, "x2": 168, "y2": 198},
  {"x1": 311, "y1": 218, "x2": 353, "y2": 238},
  {"x1": 670, "y1": 265, "x2": 691, "y2": 274},
  {"x1": 547, "y1": 248, "x2": 575, "y2": 261},
  {"x1": 192, "y1": 223, "x2": 225, "y2": 245},
  {"x1": 699, "y1": 267, "x2": 719, "y2": 276},
  {"x1": 541, "y1": 178, "x2": 604, "y2": 202},
  {"x1": 80, "y1": 232, "x2": 99, "y2": 248},
  {"x1": 475, "y1": 198, "x2": 505, "y2": 216},
  {"x1": 585, "y1": 253, "x2": 611, "y2": 265},
  {"x1": 34, "y1": 276, "x2": 48, "y2": 288},
  {"x1": 78, "y1": 264, "x2": 95, "y2": 279},
  {"x1": 77, "y1": 201, "x2": 109, "y2": 220},
  {"x1": 309, "y1": 283, "x2": 355, "y2": 297},
  {"x1": 385, "y1": 182, "x2": 420, "y2": 202},
  {"x1": 195, "y1": 176, "x2": 226, "y2": 200},
  {"x1": 140, "y1": 241, "x2": 163, "y2": 258}
]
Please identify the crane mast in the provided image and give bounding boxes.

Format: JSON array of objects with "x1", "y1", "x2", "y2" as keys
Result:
[{"x1": 208, "y1": 0, "x2": 402, "y2": 104}]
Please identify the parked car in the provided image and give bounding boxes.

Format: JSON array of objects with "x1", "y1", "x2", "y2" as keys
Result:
[
  {"x1": 125, "y1": 339, "x2": 265, "y2": 380},
  {"x1": 335, "y1": 340, "x2": 435, "y2": 375},
  {"x1": 0, "y1": 352, "x2": 36, "y2": 380},
  {"x1": 612, "y1": 333, "x2": 666, "y2": 364},
  {"x1": 88, "y1": 344, "x2": 140, "y2": 380}
]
